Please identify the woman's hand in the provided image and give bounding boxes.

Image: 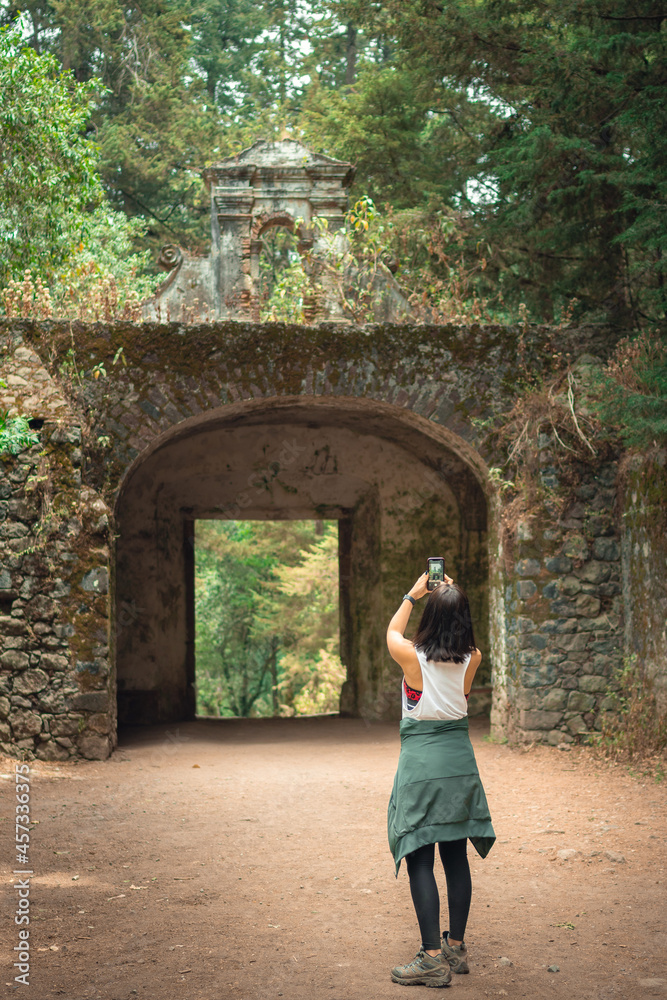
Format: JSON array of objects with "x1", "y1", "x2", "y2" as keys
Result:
[
  {"x1": 408, "y1": 571, "x2": 454, "y2": 599},
  {"x1": 408, "y1": 572, "x2": 430, "y2": 599}
]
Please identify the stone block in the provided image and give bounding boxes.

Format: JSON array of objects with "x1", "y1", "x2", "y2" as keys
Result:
[
  {"x1": 567, "y1": 691, "x2": 596, "y2": 712},
  {"x1": 550, "y1": 598, "x2": 578, "y2": 617},
  {"x1": 545, "y1": 555, "x2": 572, "y2": 574},
  {"x1": 553, "y1": 632, "x2": 588, "y2": 653},
  {"x1": 543, "y1": 652, "x2": 567, "y2": 666},
  {"x1": 87, "y1": 712, "x2": 111, "y2": 734},
  {"x1": 593, "y1": 537, "x2": 620, "y2": 561},
  {"x1": 516, "y1": 558, "x2": 541, "y2": 576},
  {"x1": 541, "y1": 689, "x2": 568, "y2": 711},
  {"x1": 49, "y1": 714, "x2": 84, "y2": 737},
  {"x1": 575, "y1": 594, "x2": 601, "y2": 618},
  {"x1": 590, "y1": 638, "x2": 617, "y2": 654},
  {"x1": 71, "y1": 691, "x2": 109, "y2": 712},
  {"x1": 516, "y1": 580, "x2": 537, "y2": 599},
  {"x1": 40, "y1": 653, "x2": 68, "y2": 671},
  {"x1": 519, "y1": 634, "x2": 548, "y2": 650},
  {"x1": 11, "y1": 710, "x2": 42, "y2": 738},
  {"x1": 562, "y1": 534, "x2": 589, "y2": 560},
  {"x1": 558, "y1": 576, "x2": 582, "y2": 596},
  {"x1": 575, "y1": 560, "x2": 611, "y2": 585},
  {"x1": 519, "y1": 709, "x2": 563, "y2": 731},
  {"x1": 518, "y1": 650, "x2": 542, "y2": 666},
  {"x1": 564, "y1": 714, "x2": 588, "y2": 734},
  {"x1": 35, "y1": 742, "x2": 70, "y2": 762},
  {"x1": 598, "y1": 696, "x2": 619, "y2": 711},
  {"x1": 578, "y1": 615, "x2": 612, "y2": 633},
  {"x1": 0, "y1": 650, "x2": 29, "y2": 670},
  {"x1": 540, "y1": 618, "x2": 578, "y2": 634},
  {"x1": 586, "y1": 514, "x2": 613, "y2": 536},
  {"x1": 522, "y1": 663, "x2": 558, "y2": 687},
  {"x1": 0, "y1": 616, "x2": 27, "y2": 636},
  {"x1": 0, "y1": 695, "x2": 9, "y2": 718},
  {"x1": 516, "y1": 689, "x2": 541, "y2": 710},
  {"x1": 517, "y1": 616, "x2": 537, "y2": 633},
  {"x1": 13, "y1": 668, "x2": 49, "y2": 694},
  {"x1": 561, "y1": 676, "x2": 579, "y2": 688},
  {"x1": 80, "y1": 567, "x2": 108, "y2": 594},
  {"x1": 578, "y1": 675, "x2": 608, "y2": 693},
  {"x1": 78, "y1": 734, "x2": 110, "y2": 760}
]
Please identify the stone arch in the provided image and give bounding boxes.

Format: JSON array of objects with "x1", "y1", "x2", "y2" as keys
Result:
[
  {"x1": 248, "y1": 211, "x2": 315, "y2": 322},
  {"x1": 113, "y1": 395, "x2": 493, "y2": 727}
]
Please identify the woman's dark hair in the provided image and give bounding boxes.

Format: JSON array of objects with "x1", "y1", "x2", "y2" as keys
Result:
[{"x1": 412, "y1": 583, "x2": 476, "y2": 663}]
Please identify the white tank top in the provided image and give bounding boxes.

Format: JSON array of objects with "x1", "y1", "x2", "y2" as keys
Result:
[{"x1": 401, "y1": 647, "x2": 470, "y2": 720}]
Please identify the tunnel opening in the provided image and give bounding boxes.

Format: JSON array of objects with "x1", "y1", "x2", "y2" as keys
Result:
[
  {"x1": 114, "y1": 396, "x2": 491, "y2": 731},
  {"x1": 193, "y1": 518, "x2": 343, "y2": 718}
]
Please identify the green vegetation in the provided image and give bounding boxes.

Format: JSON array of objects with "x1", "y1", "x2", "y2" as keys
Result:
[
  {"x1": 195, "y1": 519, "x2": 344, "y2": 717},
  {"x1": 1, "y1": 0, "x2": 664, "y2": 326},
  {"x1": 594, "y1": 654, "x2": 667, "y2": 760},
  {"x1": 0, "y1": 18, "x2": 158, "y2": 312},
  {"x1": 0, "y1": 379, "x2": 40, "y2": 456},
  {"x1": 592, "y1": 332, "x2": 667, "y2": 448}
]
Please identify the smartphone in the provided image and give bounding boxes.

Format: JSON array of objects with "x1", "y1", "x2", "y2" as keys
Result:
[{"x1": 427, "y1": 556, "x2": 445, "y2": 591}]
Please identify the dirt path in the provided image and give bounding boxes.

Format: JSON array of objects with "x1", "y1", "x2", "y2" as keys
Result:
[{"x1": 1, "y1": 717, "x2": 666, "y2": 1000}]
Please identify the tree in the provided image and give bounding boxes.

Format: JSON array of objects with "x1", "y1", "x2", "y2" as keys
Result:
[
  {"x1": 318, "y1": 0, "x2": 667, "y2": 327},
  {"x1": 0, "y1": 18, "x2": 102, "y2": 285},
  {"x1": 194, "y1": 519, "x2": 344, "y2": 717}
]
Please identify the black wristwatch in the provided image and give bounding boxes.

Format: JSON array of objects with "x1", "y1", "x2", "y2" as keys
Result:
[{"x1": 402, "y1": 594, "x2": 416, "y2": 606}]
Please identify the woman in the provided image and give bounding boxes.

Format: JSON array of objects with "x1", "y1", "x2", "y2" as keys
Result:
[{"x1": 386, "y1": 570, "x2": 495, "y2": 988}]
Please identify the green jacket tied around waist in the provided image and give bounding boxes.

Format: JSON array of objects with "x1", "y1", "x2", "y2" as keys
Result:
[{"x1": 387, "y1": 716, "x2": 496, "y2": 876}]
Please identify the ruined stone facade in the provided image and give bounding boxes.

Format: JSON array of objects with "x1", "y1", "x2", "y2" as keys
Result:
[
  {"x1": 142, "y1": 139, "x2": 411, "y2": 325},
  {"x1": 1, "y1": 318, "x2": 656, "y2": 760}
]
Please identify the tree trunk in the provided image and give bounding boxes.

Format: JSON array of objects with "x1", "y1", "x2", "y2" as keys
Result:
[{"x1": 345, "y1": 24, "x2": 357, "y2": 86}]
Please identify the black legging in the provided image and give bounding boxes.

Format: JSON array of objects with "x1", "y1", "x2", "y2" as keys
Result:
[{"x1": 405, "y1": 838, "x2": 472, "y2": 950}]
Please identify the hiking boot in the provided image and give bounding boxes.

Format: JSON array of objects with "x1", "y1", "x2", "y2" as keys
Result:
[
  {"x1": 390, "y1": 947, "x2": 452, "y2": 987},
  {"x1": 441, "y1": 932, "x2": 469, "y2": 974}
]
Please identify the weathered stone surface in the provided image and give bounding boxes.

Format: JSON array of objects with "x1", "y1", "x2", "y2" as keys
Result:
[
  {"x1": 542, "y1": 689, "x2": 568, "y2": 711},
  {"x1": 567, "y1": 691, "x2": 596, "y2": 712},
  {"x1": 40, "y1": 653, "x2": 68, "y2": 671},
  {"x1": 35, "y1": 741, "x2": 70, "y2": 761},
  {"x1": 0, "y1": 616, "x2": 26, "y2": 635},
  {"x1": 0, "y1": 650, "x2": 29, "y2": 670},
  {"x1": 49, "y1": 714, "x2": 84, "y2": 737},
  {"x1": 558, "y1": 576, "x2": 582, "y2": 596},
  {"x1": 545, "y1": 555, "x2": 572, "y2": 574},
  {"x1": 13, "y1": 668, "x2": 49, "y2": 694},
  {"x1": 86, "y1": 712, "x2": 111, "y2": 734},
  {"x1": 593, "y1": 537, "x2": 620, "y2": 561},
  {"x1": 554, "y1": 632, "x2": 589, "y2": 652},
  {"x1": 516, "y1": 558, "x2": 541, "y2": 577},
  {"x1": 575, "y1": 560, "x2": 611, "y2": 585},
  {"x1": 80, "y1": 567, "x2": 108, "y2": 594},
  {"x1": 11, "y1": 710, "x2": 42, "y2": 738},
  {"x1": 578, "y1": 675, "x2": 609, "y2": 693},
  {"x1": 519, "y1": 709, "x2": 563, "y2": 730},
  {"x1": 0, "y1": 695, "x2": 9, "y2": 718},
  {"x1": 575, "y1": 594, "x2": 601, "y2": 618},
  {"x1": 71, "y1": 691, "x2": 109, "y2": 712},
  {"x1": 78, "y1": 734, "x2": 110, "y2": 760},
  {"x1": 516, "y1": 580, "x2": 537, "y2": 599},
  {"x1": 565, "y1": 714, "x2": 588, "y2": 734},
  {"x1": 562, "y1": 534, "x2": 589, "y2": 561},
  {"x1": 522, "y1": 664, "x2": 558, "y2": 688},
  {"x1": 519, "y1": 634, "x2": 548, "y2": 650}
]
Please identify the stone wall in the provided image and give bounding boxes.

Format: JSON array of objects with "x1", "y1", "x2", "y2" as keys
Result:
[
  {"x1": 621, "y1": 450, "x2": 667, "y2": 718},
  {"x1": 0, "y1": 328, "x2": 113, "y2": 761},
  {"x1": 1, "y1": 318, "x2": 633, "y2": 759},
  {"x1": 490, "y1": 456, "x2": 623, "y2": 744}
]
